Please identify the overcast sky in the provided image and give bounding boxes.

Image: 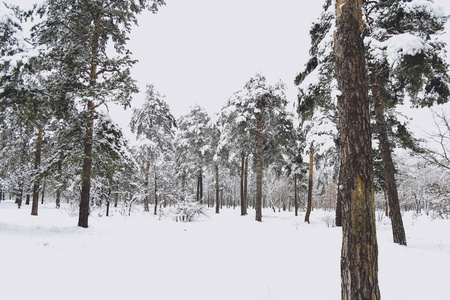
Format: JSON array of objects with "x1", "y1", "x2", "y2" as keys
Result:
[
  {"x1": 11, "y1": 0, "x2": 450, "y2": 144},
  {"x1": 124, "y1": 0, "x2": 324, "y2": 119}
]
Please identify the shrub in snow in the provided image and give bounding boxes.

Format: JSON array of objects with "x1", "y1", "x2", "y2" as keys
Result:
[
  {"x1": 173, "y1": 201, "x2": 205, "y2": 222},
  {"x1": 321, "y1": 214, "x2": 335, "y2": 228}
]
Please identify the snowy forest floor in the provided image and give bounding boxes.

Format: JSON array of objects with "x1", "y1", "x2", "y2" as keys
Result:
[{"x1": 1, "y1": 200, "x2": 449, "y2": 300}]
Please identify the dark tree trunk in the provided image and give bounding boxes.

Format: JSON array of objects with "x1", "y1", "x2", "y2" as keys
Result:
[
  {"x1": 371, "y1": 75, "x2": 407, "y2": 246},
  {"x1": 114, "y1": 192, "x2": 119, "y2": 208},
  {"x1": 78, "y1": 100, "x2": 94, "y2": 228},
  {"x1": 305, "y1": 151, "x2": 313, "y2": 223},
  {"x1": 154, "y1": 165, "x2": 158, "y2": 215},
  {"x1": 32, "y1": 126, "x2": 44, "y2": 216},
  {"x1": 106, "y1": 200, "x2": 110, "y2": 217},
  {"x1": 144, "y1": 148, "x2": 151, "y2": 212},
  {"x1": 294, "y1": 174, "x2": 298, "y2": 216},
  {"x1": 335, "y1": 0, "x2": 380, "y2": 298},
  {"x1": 336, "y1": 162, "x2": 343, "y2": 227},
  {"x1": 79, "y1": 15, "x2": 104, "y2": 228},
  {"x1": 240, "y1": 153, "x2": 247, "y2": 215},
  {"x1": 215, "y1": 164, "x2": 220, "y2": 213},
  {"x1": 244, "y1": 155, "x2": 248, "y2": 212},
  {"x1": 385, "y1": 189, "x2": 389, "y2": 217},
  {"x1": 255, "y1": 119, "x2": 263, "y2": 222},
  {"x1": 40, "y1": 176, "x2": 46, "y2": 205},
  {"x1": 56, "y1": 189, "x2": 61, "y2": 209}
]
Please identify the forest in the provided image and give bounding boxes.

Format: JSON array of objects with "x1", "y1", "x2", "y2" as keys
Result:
[{"x1": 1, "y1": 0, "x2": 450, "y2": 299}]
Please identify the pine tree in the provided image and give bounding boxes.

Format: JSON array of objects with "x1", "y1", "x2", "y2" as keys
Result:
[
  {"x1": 335, "y1": 0, "x2": 380, "y2": 298},
  {"x1": 33, "y1": 0, "x2": 165, "y2": 227},
  {"x1": 227, "y1": 74, "x2": 294, "y2": 221},
  {"x1": 130, "y1": 84, "x2": 176, "y2": 213},
  {"x1": 174, "y1": 105, "x2": 210, "y2": 203}
]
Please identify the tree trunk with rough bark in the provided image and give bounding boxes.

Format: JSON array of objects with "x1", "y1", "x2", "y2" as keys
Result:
[
  {"x1": 371, "y1": 75, "x2": 407, "y2": 246},
  {"x1": 78, "y1": 100, "x2": 94, "y2": 228},
  {"x1": 255, "y1": 119, "x2": 263, "y2": 222},
  {"x1": 31, "y1": 126, "x2": 44, "y2": 216},
  {"x1": 305, "y1": 151, "x2": 313, "y2": 223},
  {"x1": 335, "y1": 0, "x2": 381, "y2": 298},
  {"x1": 336, "y1": 162, "x2": 343, "y2": 227},
  {"x1": 79, "y1": 15, "x2": 102, "y2": 228}
]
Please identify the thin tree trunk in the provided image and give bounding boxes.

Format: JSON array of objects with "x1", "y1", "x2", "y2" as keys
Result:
[
  {"x1": 371, "y1": 75, "x2": 407, "y2": 245},
  {"x1": 240, "y1": 153, "x2": 246, "y2": 215},
  {"x1": 56, "y1": 189, "x2": 61, "y2": 209},
  {"x1": 40, "y1": 176, "x2": 46, "y2": 205},
  {"x1": 144, "y1": 148, "x2": 151, "y2": 212},
  {"x1": 305, "y1": 151, "x2": 313, "y2": 223},
  {"x1": 294, "y1": 174, "x2": 298, "y2": 216},
  {"x1": 255, "y1": 120, "x2": 263, "y2": 222},
  {"x1": 79, "y1": 14, "x2": 102, "y2": 228},
  {"x1": 335, "y1": 0, "x2": 380, "y2": 298},
  {"x1": 114, "y1": 192, "x2": 119, "y2": 208},
  {"x1": 32, "y1": 126, "x2": 44, "y2": 216},
  {"x1": 215, "y1": 164, "x2": 219, "y2": 214},
  {"x1": 154, "y1": 165, "x2": 158, "y2": 215},
  {"x1": 336, "y1": 162, "x2": 343, "y2": 227},
  {"x1": 244, "y1": 155, "x2": 248, "y2": 212},
  {"x1": 78, "y1": 100, "x2": 94, "y2": 228}
]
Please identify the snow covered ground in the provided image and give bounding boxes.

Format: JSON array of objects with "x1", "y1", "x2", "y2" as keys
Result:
[{"x1": 1, "y1": 201, "x2": 449, "y2": 300}]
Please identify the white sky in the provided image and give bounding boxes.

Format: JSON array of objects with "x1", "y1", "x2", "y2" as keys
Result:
[
  {"x1": 9, "y1": 0, "x2": 450, "y2": 144},
  {"x1": 125, "y1": 0, "x2": 324, "y2": 119}
]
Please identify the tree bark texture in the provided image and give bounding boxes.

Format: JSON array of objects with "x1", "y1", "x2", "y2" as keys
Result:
[
  {"x1": 31, "y1": 126, "x2": 44, "y2": 216},
  {"x1": 335, "y1": 0, "x2": 381, "y2": 299},
  {"x1": 255, "y1": 120, "x2": 263, "y2": 222},
  {"x1": 78, "y1": 14, "x2": 102, "y2": 228},
  {"x1": 78, "y1": 100, "x2": 94, "y2": 228},
  {"x1": 371, "y1": 76, "x2": 407, "y2": 246},
  {"x1": 305, "y1": 151, "x2": 314, "y2": 223},
  {"x1": 336, "y1": 162, "x2": 343, "y2": 227}
]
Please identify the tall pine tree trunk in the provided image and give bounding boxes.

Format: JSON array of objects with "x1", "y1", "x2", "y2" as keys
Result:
[
  {"x1": 305, "y1": 150, "x2": 313, "y2": 223},
  {"x1": 240, "y1": 153, "x2": 247, "y2": 215},
  {"x1": 335, "y1": 0, "x2": 380, "y2": 298},
  {"x1": 154, "y1": 165, "x2": 158, "y2": 215},
  {"x1": 215, "y1": 164, "x2": 220, "y2": 214},
  {"x1": 31, "y1": 126, "x2": 44, "y2": 216},
  {"x1": 78, "y1": 100, "x2": 94, "y2": 228},
  {"x1": 144, "y1": 147, "x2": 151, "y2": 212},
  {"x1": 56, "y1": 188, "x2": 61, "y2": 209},
  {"x1": 40, "y1": 176, "x2": 46, "y2": 205},
  {"x1": 294, "y1": 173, "x2": 298, "y2": 217},
  {"x1": 244, "y1": 155, "x2": 248, "y2": 212},
  {"x1": 78, "y1": 15, "x2": 102, "y2": 228},
  {"x1": 336, "y1": 162, "x2": 343, "y2": 227},
  {"x1": 255, "y1": 119, "x2": 263, "y2": 222},
  {"x1": 371, "y1": 75, "x2": 407, "y2": 246}
]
